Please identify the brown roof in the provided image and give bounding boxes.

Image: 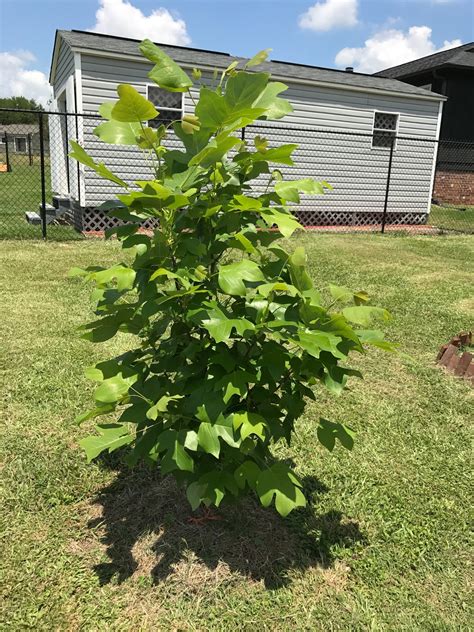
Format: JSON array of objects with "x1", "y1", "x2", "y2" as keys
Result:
[{"x1": 0, "y1": 123, "x2": 39, "y2": 135}]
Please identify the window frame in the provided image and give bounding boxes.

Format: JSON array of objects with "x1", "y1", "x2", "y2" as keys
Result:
[
  {"x1": 371, "y1": 110, "x2": 399, "y2": 150},
  {"x1": 14, "y1": 136, "x2": 27, "y2": 153},
  {"x1": 146, "y1": 84, "x2": 185, "y2": 127}
]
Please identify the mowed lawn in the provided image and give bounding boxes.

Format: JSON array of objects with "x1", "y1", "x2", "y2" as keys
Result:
[
  {"x1": 0, "y1": 157, "x2": 81, "y2": 240},
  {"x1": 430, "y1": 204, "x2": 474, "y2": 233},
  {"x1": 0, "y1": 234, "x2": 472, "y2": 630}
]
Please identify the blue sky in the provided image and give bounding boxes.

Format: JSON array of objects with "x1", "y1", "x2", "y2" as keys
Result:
[{"x1": 0, "y1": 0, "x2": 473, "y2": 104}]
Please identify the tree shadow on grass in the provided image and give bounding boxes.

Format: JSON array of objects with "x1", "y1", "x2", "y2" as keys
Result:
[{"x1": 88, "y1": 459, "x2": 365, "y2": 589}]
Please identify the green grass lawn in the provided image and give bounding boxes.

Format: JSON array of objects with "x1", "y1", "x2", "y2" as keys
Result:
[
  {"x1": 0, "y1": 156, "x2": 82, "y2": 240},
  {"x1": 430, "y1": 204, "x2": 474, "y2": 233},
  {"x1": 1, "y1": 234, "x2": 473, "y2": 630}
]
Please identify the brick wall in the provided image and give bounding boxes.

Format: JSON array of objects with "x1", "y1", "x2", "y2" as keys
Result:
[{"x1": 433, "y1": 170, "x2": 474, "y2": 205}]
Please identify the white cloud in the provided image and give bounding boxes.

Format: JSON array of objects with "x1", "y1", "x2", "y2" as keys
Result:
[
  {"x1": 299, "y1": 0, "x2": 358, "y2": 32},
  {"x1": 0, "y1": 50, "x2": 52, "y2": 105},
  {"x1": 335, "y1": 26, "x2": 462, "y2": 73},
  {"x1": 89, "y1": 0, "x2": 190, "y2": 45}
]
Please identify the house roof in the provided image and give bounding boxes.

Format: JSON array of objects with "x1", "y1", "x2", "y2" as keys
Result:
[
  {"x1": 374, "y1": 42, "x2": 474, "y2": 79},
  {"x1": 0, "y1": 123, "x2": 39, "y2": 135},
  {"x1": 50, "y1": 29, "x2": 445, "y2": 102}
]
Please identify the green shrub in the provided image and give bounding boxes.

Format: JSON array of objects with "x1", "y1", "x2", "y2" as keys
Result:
[{"x1": 71, "y1": 43, "x2": 392, "y2": 516}]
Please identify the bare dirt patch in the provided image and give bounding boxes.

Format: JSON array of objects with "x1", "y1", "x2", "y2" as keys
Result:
[{"x1": 68, "y1": 466, "x2": 363, "y2": 592}]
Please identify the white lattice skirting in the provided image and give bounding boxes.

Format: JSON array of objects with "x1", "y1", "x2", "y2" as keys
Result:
[
  {"x1": 72, "y1": 204, "x2": 428, "y2": 232},
  {"x1": 295, "y1": 210, "x2": 428, "y2": 226}
]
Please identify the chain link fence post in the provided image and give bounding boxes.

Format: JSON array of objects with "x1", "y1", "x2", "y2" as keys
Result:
[
  {"x1": 381, "y1": 136, "x2": 395, "y2": 234},
  {"x1": 4, "y1": 132, "x2": 11, "y2": 172},
  {"x1": 38, "y1": 111, "x2": 47, "y2": 239}
]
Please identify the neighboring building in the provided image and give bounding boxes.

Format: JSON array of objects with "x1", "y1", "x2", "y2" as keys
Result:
[
  {"x1": 48, "y1": 29, "x2": 446, "y2": 232},
  {"x1": 375, "y1": 43, "x2": 474, "y2": 205},
  {"x1": 0, "y1": 124, "x2": 40, "y2": 154}
]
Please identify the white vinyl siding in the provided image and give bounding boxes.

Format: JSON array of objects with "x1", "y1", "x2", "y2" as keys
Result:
[
  {"x1": 53, "y1": 43, "x2": 75, "y2": 98},
  {"x1": 50, "y1": 43, "x2": 79, "y2": 199},
  {"x1": 78, "y1": 53, "x2": 440, "y2": 215}
]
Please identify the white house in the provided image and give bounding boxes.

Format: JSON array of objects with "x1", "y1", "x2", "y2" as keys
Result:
[{"x1": 48, "y1": 29, "x2": 446, "y2": 232}]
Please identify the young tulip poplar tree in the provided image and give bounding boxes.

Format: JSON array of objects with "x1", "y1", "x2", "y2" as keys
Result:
[{"x1": 71, "y1": 42, "x2": 392, "y2": 517}]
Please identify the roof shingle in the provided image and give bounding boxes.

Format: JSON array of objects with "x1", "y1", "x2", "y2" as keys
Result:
[
  {"x1": 374, "y1": 42, "x2": 474, "y2": 79},
  {"x1": 54, "y1": 30, "x2": 445, "y2": 101}
]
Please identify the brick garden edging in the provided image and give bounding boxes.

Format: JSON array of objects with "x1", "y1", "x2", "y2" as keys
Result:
[{"x1": 436, "y1": 332, "x2": 473, "y2": 385}]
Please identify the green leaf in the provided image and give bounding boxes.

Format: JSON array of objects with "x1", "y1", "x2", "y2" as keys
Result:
[
  {"x1": 146, "y1": 395, "x2": 182, "y2": 420},
  {"x1": 245, "y1": 48, "x2": 272, "y2": 68},
  {"x1": 94, "y1": 375, "x2": 135, "y2": 404},
  {"x1": 188, "y1": 472, "x2": 237, "y2": 509},
  {"x1": 232, "y1": 232, "x2": 257, "y2": 254},
  {"x1": 186, "y1": 481, "x2": 207, "y2": 510},
  {"x1": 215, "y1": 370, "x2": 254, "y2": 403},
  {"x1": 94, "y1": 119, "x2": 141, "y2": 145},
  {"x1": 140, "y1": 39, "x2": 193, "y2": 92},
  {"x1": 80, "y1": 424, "x2": 133, "y2": 462},
  {"x1": 214, "y1": 416, "x2": 240, "y2": 448},
  {"x1": 84, "y1": 366, "x2": 104, "y2": 381},
  {"x1": 184, "y1": 430, "x2": 199, "y2": 451},
  {"x1": 253, "y1": 135, "x2": 268, "y2": 152},
  {"x1": 317, "y1": 418, "x2": 355, "y2": 452},
  {"x1": 189, "y1": 135, "x2": 242, "y2": 168},
  {"x1": 232, "y1": 194, "x2": 262, "y2": 210},
  {"x1": 354, "y1": 290, "x2": 370, "y2": 305},
  {"x1": 357, "y1": 329, "x2": 398, "y2": 352},
  {"x1": 98, "y1": 101, "x2": 115, "y2": 119},
  {"x1": 171, "y1": 441, "x2": 194, "y2": 472},
  {"x1": 223, "y1": 60, "x2": 239, "y2": 75},
  {"x1": 232, "y1": 411, "x2": 267, "y2": 440},
  {"x1": 111, "y1": 84, "x2": 158, "y2": 122},
  {"x1": 91, "y1": 265, "x2": 136, "y2": 291},
  {"x1": 296, "y1": 330, "x2": 345, "y2": 360},
  {"x1": 257, "y1": 282, "x2": 299, "y2": 297},
  {"x1": 289, "y1": 247, "x2": 313, "y2": 291},
  {"x1": 75, "y1": 404, "x2": 115, "y2": 426},
  {"x1": 260, "y1": 208, "x2": 303, "y2": 238},
  {"x1": 275, "y1": 178, "x2": 326, "y2": 203},
  {"x1": 69, "y1": 141, "x2": 129, "y2": 188},
  {"x1": 342, "y1": 306, "x2": 391, "y2": 327},
  {"x1": 197, "y1": 422, "x2": 221, "y2": 458},
  {"x1": 157, "y1": 430, "x2": 194, "y2": 473},
  {"x1": 252, "y1": 81, "x2": 293, "y2": 119},
  {"x1": 329, "y1": 284, "x2": 353, "y2": 303},
  {"x1": 202, "y1": 313, "x2": 255, "y2": 343},
  {"x1": 256, "y1": 463, "x2": 306, "y2": 517},
  {"x1": 137, "y1": 126, "x2": 160, "y2": 149},
  {"x1": 68, "y1": 267, "x2": 87, "y2": 278},
  {"x1": 254, "y1": 144, "x2": 297, "y2": 166},
  {"x1": 195, "y1": 87, "x2": 229, "y2": 129},
  {"x1": 218, "y1": 260, "x2": 264, "y2": 296},
  {"x1": 225, "y1": 71, "x2": 269, "y2": 110},
  {"x1": 234, "y1": 460, "x2": 260, "y2": 490}
]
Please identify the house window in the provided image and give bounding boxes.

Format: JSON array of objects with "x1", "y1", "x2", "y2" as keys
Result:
[
  {"x1": 147, "y1": 86, "x2": 183, "y2": 127},
  {"x1": 372, "y1": 112, "x2": 398, "y2": 149},
  {"x1": 15, "y1": 137, "x2": 27, "y2": 153}
]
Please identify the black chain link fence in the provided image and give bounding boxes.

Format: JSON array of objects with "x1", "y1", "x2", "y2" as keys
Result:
[{"x1": 0, "y1": 108, "x2": 472, "y2": 239}]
